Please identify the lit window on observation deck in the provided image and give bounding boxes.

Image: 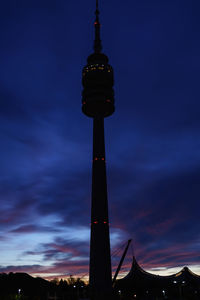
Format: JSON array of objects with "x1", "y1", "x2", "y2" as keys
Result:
[{"x1": 82, "y1": 64, "x2": 112, "y2": 76}]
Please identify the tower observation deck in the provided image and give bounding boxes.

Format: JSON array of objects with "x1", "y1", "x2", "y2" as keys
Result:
[{"x1": 82, "y1": 1, "x2": 115, "y2": 300}]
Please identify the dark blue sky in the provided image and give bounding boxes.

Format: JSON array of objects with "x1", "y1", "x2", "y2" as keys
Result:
[{"x1": 0, "y1": 0, "x2": 200, "y2": 279}]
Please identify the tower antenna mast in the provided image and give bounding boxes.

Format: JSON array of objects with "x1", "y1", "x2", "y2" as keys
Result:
[{"x1": 94, "y1": 0, "x2": 102, "y2": 53}]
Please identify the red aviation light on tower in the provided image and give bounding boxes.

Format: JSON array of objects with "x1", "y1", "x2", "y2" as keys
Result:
[{"x1": 93, "y1": 157, "x2": 105, "y2": 161}]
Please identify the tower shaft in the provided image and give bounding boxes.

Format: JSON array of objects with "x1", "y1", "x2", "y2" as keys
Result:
[{"x1": 90, "y1": 117, "x2": 112, "y2": 299}]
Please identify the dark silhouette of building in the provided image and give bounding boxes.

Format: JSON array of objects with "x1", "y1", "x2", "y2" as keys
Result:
[
  {"x1": 115, "y1": 256, "x2": 200, "y2": 300},
  {"x1": 82, "y1": 1, "x2": 114, "y2": 299},
  {"x1": 0, "y1": 272, "x2": 88, "y2": 299}
]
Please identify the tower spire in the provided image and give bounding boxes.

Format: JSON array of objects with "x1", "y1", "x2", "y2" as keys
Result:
[{"x1": 94, "y1": 0, "x2": 102, "y2": 53}]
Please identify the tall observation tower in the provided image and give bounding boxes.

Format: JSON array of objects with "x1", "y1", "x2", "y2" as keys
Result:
[{"x1": 82, "y1": 1, "x2": 115, "y2": 299}]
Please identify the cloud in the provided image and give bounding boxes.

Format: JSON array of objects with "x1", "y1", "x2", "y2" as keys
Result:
[{"x1": 10, "y1": 225, "x2": 60, "y2": 234}]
